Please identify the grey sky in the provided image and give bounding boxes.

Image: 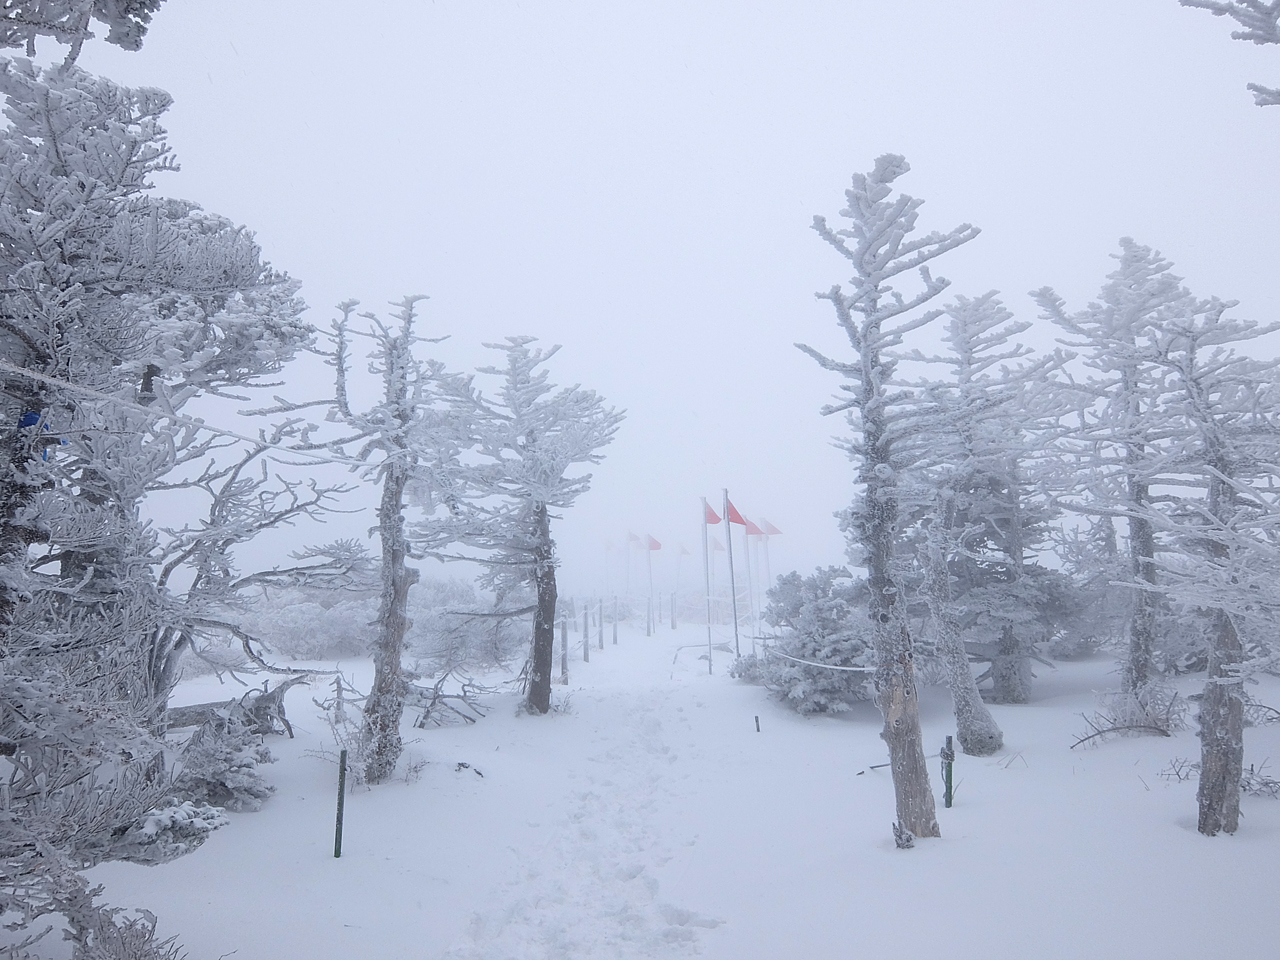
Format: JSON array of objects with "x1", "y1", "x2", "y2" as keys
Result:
[{"x1": 75, "y1": 0, "x2": 1280, "y2": 596}]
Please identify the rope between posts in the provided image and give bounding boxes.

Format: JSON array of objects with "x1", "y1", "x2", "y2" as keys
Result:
[
  {"x1": 0, "y1": 360, "x2": 367, "y2": 468},
  {"x1": 761, "y1": 646, "x2": 876, "y2": 672}
]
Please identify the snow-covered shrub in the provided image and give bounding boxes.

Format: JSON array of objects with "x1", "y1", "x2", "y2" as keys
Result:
[
  {"x1": 235, "y1": 588, "x2": 378, "y2": 661},
  {"x1": 1097, "y1": 681, "x2": 1189, "y2": 734},
  {"x1": 405, "y1": 579, "x2": 530, "y2": 674},
  {"x1": 745, "y1": 567, "x2": 875, "y2": 714},
  {"x1": 1152, "y1": 606, "x2": 1212, "y2": 675},
  {"x1": 108, "y1": 800, "x2": 231, "y2": 864},
  {"x1": 230, "y1": 575, "x2": 527, "y2": 670},
  {"x1": 1046, "y1": 632, "x2": 1104, "y2": 661},
  {"x1": 171, "y1": 715, "x2": 275, "y2": 812}
]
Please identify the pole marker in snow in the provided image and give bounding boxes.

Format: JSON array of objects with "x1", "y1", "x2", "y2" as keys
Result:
[
  {"x1": 755, "y1": 715, "x2": 760, "y2": 733},
  {"x1": 334, "y1": 748, "x2": 348, "y2": 858},
  {"x1": 941, "y1": 736, "x2": 955, "y2": 808}
]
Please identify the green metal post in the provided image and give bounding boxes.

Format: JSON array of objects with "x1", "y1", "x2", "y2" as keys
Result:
[
  {"x1": 942, "y1": 735, "x2": 955, "y2": 809},
  {"x1": 334, "y1": 748, "x2": 347, "y2": 857}
]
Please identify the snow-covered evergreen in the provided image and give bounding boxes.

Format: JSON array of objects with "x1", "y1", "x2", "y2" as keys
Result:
[
  {"x1": 799, "y1": 153, "x2": 980, "y2": 839},
  {"x1": 418, "y1": 337, "x2": 623, "y2": 716}
]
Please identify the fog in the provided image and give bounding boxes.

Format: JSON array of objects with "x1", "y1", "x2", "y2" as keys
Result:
[{"x1": 76, "y1": 0, "x2": 1280, "y2": 596}]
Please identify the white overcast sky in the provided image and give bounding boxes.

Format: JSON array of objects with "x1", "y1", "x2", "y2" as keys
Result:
[{"x1": 71, "y1": 0, "x2": 1280, "y2": 597}]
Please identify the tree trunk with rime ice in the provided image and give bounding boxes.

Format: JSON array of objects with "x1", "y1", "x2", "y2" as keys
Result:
[
  {"x1": 923, "y1": 520, "x2": 1003, "y2": 756},
  {"x1": 864, "y1": 413, "x2": 940, "y2": 839},
  {"x1": 1124, "y1": 506, "x2": 1159, "y2": 696},
  {"x1": 526, "y1": 504, "x2": 557, "y2": 714},
  {"x1": 1198, "y1": 608, "x2": 1243, "y2": 835},
  {"x1": 363, "y1": 461, "x2": 418, "y2": 784},
  {"x1": 800, "y1": 154, "x2": 979, "y2": 842},
  {"x1": 1197, "y1": 473, "x2": 1244, "y2": 835}
]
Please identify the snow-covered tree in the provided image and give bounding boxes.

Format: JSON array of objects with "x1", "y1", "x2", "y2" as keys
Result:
[
  {"x1": 418, "y1": 337, "x2": 623, "y2": 715},
  {"x1": 1181, "y1": 0, "x2": 1280, "y2": 105},
  {"x1": 258, "y1": 297, "x2": 459, "y2": 784},
  {"x1": 754, "y1": 566, "x2": 875, "y2": 714},
  {"x1": 0, "y1": 58, "x2": 307, "y2": 669},
  {"x1": 797, "y1": 154, "x2": 979, "y2": 840},
  {"x1": 0, "y1": 53, "x2": 310, "y2": 954},
  {"x1": 1, "y1": 0, "x2": 166, "y2": 61},
  {"x1": 1136, "y1": 289, "x2": 1280, "y2": 835},
  {"x1": 902, "y1": 292, "x2": 1065, "y2": 751},
  {"x1": 1034, "y1": 240, "x2": 1186, "y2": 699}
]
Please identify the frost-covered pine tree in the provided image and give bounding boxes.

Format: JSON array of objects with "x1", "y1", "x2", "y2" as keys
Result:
[
  {"x1": 420, "y1": 338, "x2": 623, "y2": 715},
  {"x1": 0, "y1": 15, "x2": 329, "y2": 960},
  {"x1": 1034, "y1": 240, "x2": 1185, "y2": 699},
  {"x1": 0, "y1": 44, "x2": 314, "y2": 953},
  {"x1": 0, "y1": 58, "x2": 307, "y2": 701},
  {"x1": 1181, "y1": 0, "x2": 1280, "y2": 105},
  {"x1": 259, "y1": 297, "x2": 459, "y2": 784},
  {"x1": 1, "y1": 1, "x2": 166, "y2": 61},
  {"x1": 900, "y1": 292, "x2": 1060, "y2": 749},
  {"x1": 908, "y1": 294, "x2": 1064, "y2": 713},
  {"x1": 1134, "y1": 288, "x2": 1280, "y2": 835},
  {"x1": 798, "y1": 154, "x2": 979, "y2": 839}
]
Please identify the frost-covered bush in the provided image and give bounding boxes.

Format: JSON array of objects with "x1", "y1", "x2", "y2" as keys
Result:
[
  {"x1": 742, "y1": 567, "x2": 875, "y2": 714},
  {"x1": 108, "y1": 800, "x2": 231, "y2": 864},
  {"x1": 229, "y1": 576, "x2": 528, "y2": 671},
  {"x1": 405, "y1": 578, "x2": 529, "y2": 672},
  {"x1": 171, "y1": 715, "x2": 275, "y2": 813},
  {"x1": 1152, "y1": 606, "x2": 1212, "y2": 675},
  {"x1": 235, "y1": 588, "x2": 377, "y2": 661}
]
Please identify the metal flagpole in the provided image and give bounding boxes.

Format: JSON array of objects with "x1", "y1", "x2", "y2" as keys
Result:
[
  {"x1": 700, "y1": 499, "x2": 714, "y2": 674},
  {"x1": 671, "y1": 547, "x2": 683, "y2": 630},
  {"x1": 646, "y1": 542, "x2": 654, "y2": 637},
  {"x1": 741, "y1": 520, "x2": 757, "y2": 656},
  {"x1": 723, "y1": 489, "x2": 740, "y2": 658}
]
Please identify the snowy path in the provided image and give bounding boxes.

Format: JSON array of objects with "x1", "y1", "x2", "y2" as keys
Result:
[
  {"x1": 88, "y1": 623, "x2": 1280, "y2": 960},
  {"x1": 441, "y1": 683, "x2": 723, "y2": 959}
]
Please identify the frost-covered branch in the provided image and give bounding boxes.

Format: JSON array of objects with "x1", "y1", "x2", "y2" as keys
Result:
[{"x1": 1181, "y1": 0, "x2": 1280, "y2": 105}]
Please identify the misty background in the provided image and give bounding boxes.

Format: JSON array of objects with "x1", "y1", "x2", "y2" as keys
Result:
[{"x1": 74, "y1": 0, "x2": 1280, "y2": 597}]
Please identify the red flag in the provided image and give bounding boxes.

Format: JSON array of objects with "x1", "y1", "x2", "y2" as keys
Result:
[
  {"x1": 744, "y1": 518, "x2": 764, "y2": 537},
  {"x1": 761, "y1": 519, "x2": 782, "y2": 536},
  {"x1": 627, "y1": 531, "x2": 641, "y2": 545},
  {"x1": 710, "y1": 535, "x2": 725, "y2": 552},
  {"x1": 704, "y1": 503, "x2": 721, "y2": 524},
  {"x1": 646, "y1": 535, "x2": 662, "y2": 550},
  {"x1": 725, "y1": 499, "x2": 747, "y2": 525}
]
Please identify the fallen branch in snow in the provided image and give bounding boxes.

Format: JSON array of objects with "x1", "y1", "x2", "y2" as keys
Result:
[
  {"x1": 166, "y1": 675, "x2": 311, "y2": 737},
  {"x1": 407, "y1": 671, "x2": 492, "y2": 727},
  {"x1": 1070, "y1": 720, "x2": 1172, "y2": 749}
]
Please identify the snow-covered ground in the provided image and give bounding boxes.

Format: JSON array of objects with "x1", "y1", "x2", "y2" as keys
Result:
[{"x1": 90, "y1": 625, "x2": 1280, "y2": 959}]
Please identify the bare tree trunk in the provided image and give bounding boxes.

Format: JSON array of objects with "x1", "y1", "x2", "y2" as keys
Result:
[
  {"x1": 923, "y1": 523, "x2": 1003, "y2": 756},
  {"x1": 363, "y1": 462, "x2": 418, "y2": 783},
  {"x1": 526, "y1": 504, "x2": 557, "y2": 714}
]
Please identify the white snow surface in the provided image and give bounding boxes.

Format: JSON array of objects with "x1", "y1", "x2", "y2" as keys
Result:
[{"x1": 87, "y1": 624, "x2": 1280, "y2": 959}]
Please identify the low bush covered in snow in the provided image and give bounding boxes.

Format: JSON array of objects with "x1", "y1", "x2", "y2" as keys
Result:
[{"x1": 730, "y1": 567, "x2": 875, "y2": 714}]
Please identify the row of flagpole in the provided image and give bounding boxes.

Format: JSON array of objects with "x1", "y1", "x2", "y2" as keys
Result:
[
  {"x1": 700, "y1": 489, "x2": 782, "y2": 675},
  {"x1": 595, "y1": 494, "x2": 782, "y2": 673}
]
